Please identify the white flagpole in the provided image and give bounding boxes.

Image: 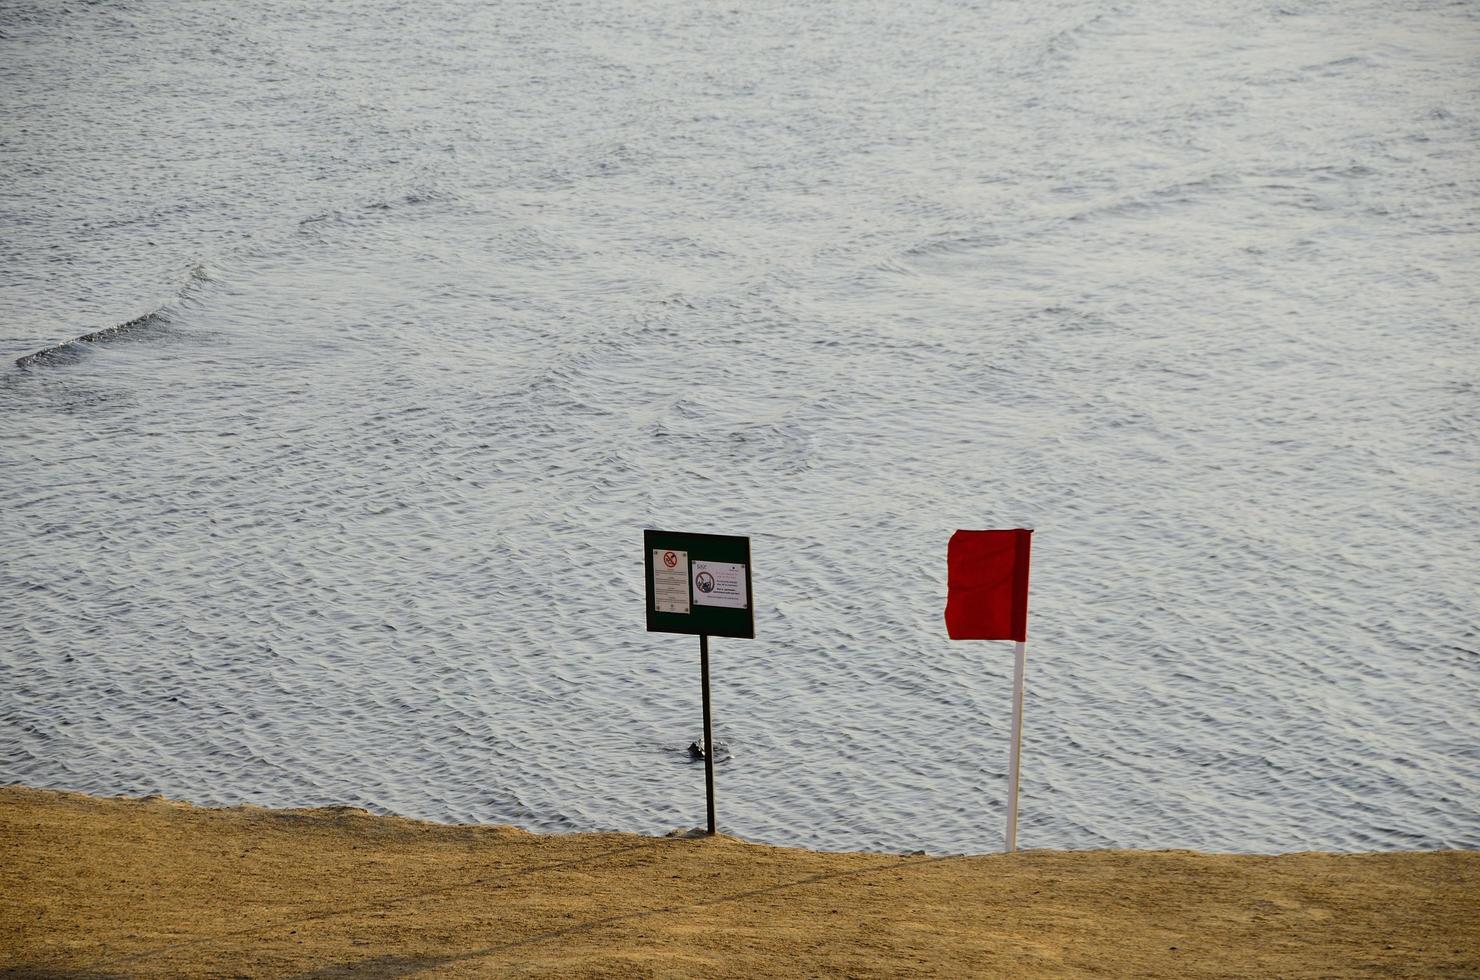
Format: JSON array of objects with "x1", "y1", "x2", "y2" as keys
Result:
[{"x1": 1005, "y1": 639, "x2": 1027, "y2": 852}]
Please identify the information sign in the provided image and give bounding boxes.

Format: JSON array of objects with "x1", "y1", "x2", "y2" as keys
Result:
[
  {"x1": 653, "y1": 549, "x2": 690, "y2": 614},
  {"x1": 644, "y1": 530, "x2": 753, "y2": 639}
]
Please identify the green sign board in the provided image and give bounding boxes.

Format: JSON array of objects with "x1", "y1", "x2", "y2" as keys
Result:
[{"x1": 644, "y1": 529, "x2": 754, "y2": 639}]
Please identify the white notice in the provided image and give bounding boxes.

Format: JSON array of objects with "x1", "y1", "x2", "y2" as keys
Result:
[
  {"x1": 692, "y1": 561, "x2": 748, "y2": 609},
  {"x1": 653, "y1": 549, "x2": 690, "y2": 614}
]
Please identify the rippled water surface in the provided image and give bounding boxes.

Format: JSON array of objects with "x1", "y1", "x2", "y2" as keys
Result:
[{"x1": 3, "y1": 0, "x2": 1477, "y2": 854}]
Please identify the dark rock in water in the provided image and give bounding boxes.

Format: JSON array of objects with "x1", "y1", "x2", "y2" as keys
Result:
[{"x1": 687, "y1": 740, "x2": 730, "y2": 762}]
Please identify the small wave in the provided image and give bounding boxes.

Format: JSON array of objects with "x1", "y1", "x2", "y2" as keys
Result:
[
  {"x1": 901, "y1": 231, "x2": 1009, "y2": 259},
  {"x1": 298, "y1": 187, "x2": 460, "y2": 235},
  {"x1": 13, "y1": 263, "x2": 216, "y2": 368},
  {"x1": 1300, "y1": 55, "x2": 1381, "y2": 77},
  {"x1": 14, "y1": 310, "x2": 171, "y2": 368}
]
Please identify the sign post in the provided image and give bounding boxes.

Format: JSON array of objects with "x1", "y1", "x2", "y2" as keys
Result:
[
  {"x1": 944, "y1": 528, "x2": 1033, "y2": 852},
  {"x1": 644, "y1": 529, "x2": 754, "y2": 835},
  {"x1": 699, "y1": 633, "x2": 715, "y2": 835}
]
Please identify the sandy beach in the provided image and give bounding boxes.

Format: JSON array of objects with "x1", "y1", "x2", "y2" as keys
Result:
[{"x1": 2, "y1": 786, "x2": 1476, "y2": 977}]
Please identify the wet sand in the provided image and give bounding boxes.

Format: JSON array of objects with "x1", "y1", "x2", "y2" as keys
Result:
[{"x1": 2, "y1": 785, "x2": 1476, "y2": 977}]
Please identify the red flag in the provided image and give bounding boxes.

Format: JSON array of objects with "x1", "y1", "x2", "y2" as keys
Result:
[{"x1": 945, "y1": 529, "x2": 1033, "y2": 642}]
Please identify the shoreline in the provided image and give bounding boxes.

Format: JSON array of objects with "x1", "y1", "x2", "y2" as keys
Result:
[{"x1": 3, "y1": 785, "x2": 1476, "y2": 977}]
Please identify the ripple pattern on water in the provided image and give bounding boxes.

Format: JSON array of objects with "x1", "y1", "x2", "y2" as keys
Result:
[{"x1": 2, "y1": 0, "x2": 1478, "y2": 854}]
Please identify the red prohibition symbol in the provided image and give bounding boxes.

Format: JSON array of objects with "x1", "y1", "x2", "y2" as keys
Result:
[{"x1": 663, "y1": 551, "x2": 678, "y2": 568}]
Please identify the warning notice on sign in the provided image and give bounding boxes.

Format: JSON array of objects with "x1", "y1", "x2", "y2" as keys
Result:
[
  {"x1": 653, "y1": 549, "x2": 690, "y2": 614},
  {"x1": 692, "y1": 561, "x2": 747, "y2": 609}
]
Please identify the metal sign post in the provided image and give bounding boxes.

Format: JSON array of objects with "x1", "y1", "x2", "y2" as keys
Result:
[
  {"x1": 644, "y1": 529, "x2": 754, "y2": 836},
  {"x1": 699, "y1": 633, "x2": 716, "y2": 835}
]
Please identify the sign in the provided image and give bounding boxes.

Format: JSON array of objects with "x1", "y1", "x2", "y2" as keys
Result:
[
  {"x1": 644, "y1": 530, "x2": 753, "y2": 639},
  {"x1": 692, "y1": 561, "x2": 747, "y2": 609},
  {"x1": 653, "y1": 549, "x2": 690, "y2": 614},
  {"x1": 644, "y1": 528, "x2": 756, "y2": 836}
]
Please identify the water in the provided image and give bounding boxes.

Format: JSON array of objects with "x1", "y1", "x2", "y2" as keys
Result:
[{"x1": 2, "y1": 0, "x2": 1477, "y2": 855}]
